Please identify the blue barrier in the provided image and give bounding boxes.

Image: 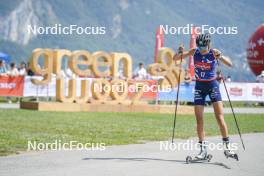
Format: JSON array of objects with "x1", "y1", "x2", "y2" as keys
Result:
[{"x1": 157, "y1": 82, "x2": 209, "y2": 102}]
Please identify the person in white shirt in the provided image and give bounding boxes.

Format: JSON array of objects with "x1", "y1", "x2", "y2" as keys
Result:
[
  {"x1": 133, "y1": 62, "x2": 147, "y2": 80},
  {"x1": 0, "y1": 59, "x2": 7, "y2": 76},
  {"x1": 256, "y1": 70, "x2": 264, "y2": 83},
  {"x1": 65, "y1": 68, "x2": 76, "y2": 79},
  {"x1": 6, "y1": 62, "x2": 19, "y2": 103},
  {"x1": 7, "y1": 62, "x2": 19, "y2": 76},
  {"x1": 117, "y1": 68, "x2": 126, "y2": 80},
  {"x1": 226, "y1": 75, "x2": 232, "y2": 82},
  {"x1": 18, "y1": 62, "x2": 27, "y2": 76}
]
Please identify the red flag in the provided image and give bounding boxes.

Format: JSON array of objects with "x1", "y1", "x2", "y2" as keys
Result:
[
  {"x1": 189, "y1": 26, "x2": 198, "y2": 78},
  {"x1": 154, "y1": 26, "x2": 164, "y2": 63}
]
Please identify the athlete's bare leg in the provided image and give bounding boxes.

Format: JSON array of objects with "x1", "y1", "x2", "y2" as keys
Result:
[
  {"x1": 194, "y1": 105, "x2": 205, "y2": 141},
  {"x1": 213, "y1": 101, "x2": 228, "y2": 138}
]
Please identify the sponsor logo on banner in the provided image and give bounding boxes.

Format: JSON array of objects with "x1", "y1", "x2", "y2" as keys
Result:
[
  {"x1": 229, "y1": 87, "x2": 243, "y2": 96},
  {"x1": 252, "y1": 86, "x2": 263, "y2": 97},
  {"x1": 0, "y1": 76, "x2": 24, "y2": 96}
]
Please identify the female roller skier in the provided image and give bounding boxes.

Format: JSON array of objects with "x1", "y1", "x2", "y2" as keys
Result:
[{"x1": 174, "y1": 33, "x2": 237, "y2": 159}]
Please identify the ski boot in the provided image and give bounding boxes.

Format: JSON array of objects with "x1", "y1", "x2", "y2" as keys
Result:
[
  {"x1": 223, "y1": 138, "x2": 239, "y2": 161},
  {"x1": 186, "y1": 141, "x2": 212, "y2": 164}
]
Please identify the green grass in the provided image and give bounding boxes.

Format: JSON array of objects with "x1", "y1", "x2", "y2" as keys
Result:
[{"x1": 0, "y1": 109, "x2": 264, "y2": 156}]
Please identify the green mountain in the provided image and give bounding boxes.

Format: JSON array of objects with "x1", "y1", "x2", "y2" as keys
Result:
[{"x1": 0, "y1": 0, "x2": 263, "y2": 81}]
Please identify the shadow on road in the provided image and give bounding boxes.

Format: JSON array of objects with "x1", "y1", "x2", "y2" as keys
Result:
[
  {"x1": 184, "y1": 160, "x2": 231, "y2": 169},
  {"x1": 83, "y1": 157, "x2": 231, "y2": 169}
]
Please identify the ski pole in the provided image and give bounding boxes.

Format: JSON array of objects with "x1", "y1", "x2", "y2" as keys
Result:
[
  {"x1": 172, "y1": 50, "x2": 183, "y2": 143},
  {"x1": 217, "y1": 60, "x2": 246, "y2": 150}
]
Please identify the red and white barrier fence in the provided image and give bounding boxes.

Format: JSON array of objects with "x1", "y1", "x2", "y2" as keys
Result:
[{"x1": 220, "y1": 82, "x2": 264, "y2": 102}]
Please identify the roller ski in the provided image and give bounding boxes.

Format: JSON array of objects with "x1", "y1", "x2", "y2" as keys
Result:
[
  {"x1": 223, "y1": 139, "x2": 239, "y2": 161},
  {"x1": 186, "y1": 141, "x2": 213, "y2": 164},
  {"x1": 224, "y1": 150, "x2": 238, "y2": 161},
  {"x1": 186, "y1": 154, "x2": 213, "y2": 164}
]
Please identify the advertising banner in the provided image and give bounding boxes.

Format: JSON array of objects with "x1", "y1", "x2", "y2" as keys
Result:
[
  {"x1": 158, "y1": 82, "x2": 264, "y2": 102},
  {"x1": 0, "y1": 76, "x2": 24, "y2": 96},
  {"x1": 1, "y1": 76, "x2": 263, "y2": 102}
]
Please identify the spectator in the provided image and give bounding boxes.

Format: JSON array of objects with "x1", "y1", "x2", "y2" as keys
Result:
[
  {"x1": 7, "y1": 62, "x2": 19, "y2": 76},
  {"x1": 0, "y1": 59, "x2": 7, "y2": 76},
  {"x1": 65, "y1": 67, "x2": 76, "y2": 79},
  {"x1": 115, "y1": 62, "x2": 127, "y2": 80},
  {"x1": 6, "y1": 62, "x2": 19, "y2": 103},
  {"x1": 184, "y1": 69, "x2": 192, "y2": 84},
  {"x1": 117, "y1": 67, "x2": 126, "y2": 80},
  {"x1": 27, "y1": 62, "x2": 34, "y2": 76},
  {"x1": 256, "y1": 70, "x2": 264, "y2": 83},
  {"x1": 18, "y1": 62, "x2": 27, "y2": 76},
  {"x1": 226, "y1": 75, "x2": 232, "y2": 82},
  {"x1": 133, "y1": 62, "x2": 147, "y2": 80}
]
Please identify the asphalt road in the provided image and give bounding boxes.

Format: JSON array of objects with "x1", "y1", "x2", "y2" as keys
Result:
[
  {"x1": 204, "y1": 107, "x2": 264, "y2": 114},
  {"x1": 0, "y1": 133, "x2": 263, "y2": 176}
]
